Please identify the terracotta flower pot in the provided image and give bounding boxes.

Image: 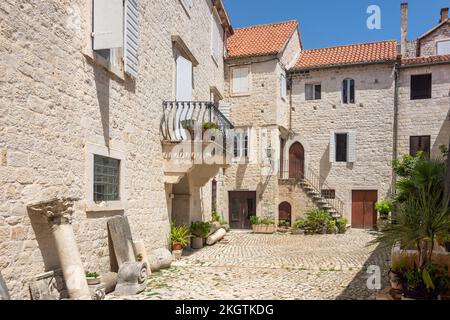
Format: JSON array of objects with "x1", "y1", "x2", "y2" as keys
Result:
[
  {"x1": 191, "y1": 237, "x2": 204, "y2": 249},
  {"x1": 172, "y1": 243, "x2": 183, "y2": 251}
]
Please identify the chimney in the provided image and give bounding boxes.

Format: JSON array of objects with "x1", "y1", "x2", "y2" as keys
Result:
[
  {"x1": 401, "y1": 3, "x2": 408, "y2": 56},
  {"x1": 441, "y1": 8, "x2": 449, "y2": 23}
]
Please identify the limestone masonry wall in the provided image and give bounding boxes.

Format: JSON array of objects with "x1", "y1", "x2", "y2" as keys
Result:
[{"x1": 0, "y1": 0, "x2": 225, "y2": 299}]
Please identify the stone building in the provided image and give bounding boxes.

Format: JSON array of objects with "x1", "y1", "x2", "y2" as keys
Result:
[
  {"x1": 216, "y1": 3, "x2": 450, "y2": 230},
  {"x1": 0, "y1": 0, "x2": 233, "y2": 299}
]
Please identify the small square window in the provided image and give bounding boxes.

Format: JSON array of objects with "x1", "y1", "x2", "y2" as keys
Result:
[
  {"x1": 410, "y1": 136, "x2": 431, "y2": 159},
  {"x1": 305, "y1": 84, "x2": 321, "y2": 100},
  {"x1": 321, "y1": 189, "x2": 336, "y2": 199},
  {"x1": 437, "y1": 40, "x2": 450, "y2": 55},
  {"x1": 411, "y1": 74, "x2": 432, "y2": 100},
  {"x1": 93, "y1": 155, "x2": 120, "y2": 202}
]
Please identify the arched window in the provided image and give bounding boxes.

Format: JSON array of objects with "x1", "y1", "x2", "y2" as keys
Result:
[{"x1": 342, "y1": 79, "x2": 355, "y2": 104}]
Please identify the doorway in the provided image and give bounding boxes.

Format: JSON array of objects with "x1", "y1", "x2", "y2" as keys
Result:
[
  {"x1": 352, "y1": 190, "x2": 378, "y2": 229},
  {"x1": 228, "y1": 191, "x2": 257, "y2": 229},
  {"x1": 278, "y1": 202, "x2": 292, "y2": 226},
  {"x1": 289, "y1": 142, "x2": 305, "y2": 179}
]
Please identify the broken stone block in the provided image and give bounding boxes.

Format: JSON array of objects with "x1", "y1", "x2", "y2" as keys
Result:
[
  {"x1": 89, "y1": 283, "x2": 106, "y2": 300},
  {"x1": 101, "y1": 272, "x2": 118, "y2": 294},
  {"x1": 148, "y1": 248, "x2": 173, "y2": 272},
  {"x1": 0, "y1": 271, "x2": 10, "y2": 300},
  {"x1": 114, "y1": 261, "x2": 148, "y2": 296}
]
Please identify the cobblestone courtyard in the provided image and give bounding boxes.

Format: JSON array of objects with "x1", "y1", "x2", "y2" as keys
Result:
[{"x1": 111, "y1": 229, "x2": 391, "y2": 300}]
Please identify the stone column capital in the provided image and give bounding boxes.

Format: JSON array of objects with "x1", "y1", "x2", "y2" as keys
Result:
[{"x1": 28, "y1": 198, "x2": 79, "y2": 228}]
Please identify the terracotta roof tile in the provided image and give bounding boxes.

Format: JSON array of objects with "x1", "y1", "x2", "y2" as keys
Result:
[
  {"x1": 227, "y1": 20, "x2": 298, "y2": 59},
  {"x1": 293, "y1": 40, "x2": 398, "y2": 70},
  {"x1": 401, "y1": 54, "x2": 450, "y2": 66}
]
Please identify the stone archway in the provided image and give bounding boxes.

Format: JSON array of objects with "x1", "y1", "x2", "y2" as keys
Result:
[
  {"x1": 278, "y1": 202, "x2": 292, "y2": 226},
  {"x1": 289, "y1": 142, "x2": 304, "y2": 179}
]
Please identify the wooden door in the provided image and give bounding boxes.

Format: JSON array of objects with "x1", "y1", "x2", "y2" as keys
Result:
[
  {"x1": 289, "y1": 142, "x2": 304, "y2": 179},
  {"x1": 229, "y1": 191, "x2": 256, "y2": 229},
  {"x1": 352, "y1": 190, "x2": 378, "y2": 229},
  {"x1": 278, "y1": 202, "x2": 292, "y2": 225}
]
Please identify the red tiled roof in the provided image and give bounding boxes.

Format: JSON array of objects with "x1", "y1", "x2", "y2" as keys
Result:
[
  {"x1": 293, "y1": 40, "x2": 398, "y2": 70},
  {"x1": 401, "y1": 54, "x2": 450, "y2": 66},
  {"x1": 227, "y1": 20, "x2": 298, "y2": 59}
]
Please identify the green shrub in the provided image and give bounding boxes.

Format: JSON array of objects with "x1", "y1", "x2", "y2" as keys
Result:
[
  {"x1": 250, "y1": 215, "x2": 260, "y2": 225},
  {"x1": 293, "y1": 219, "x2": 306, "y2": 230},
  {"x1": 336, "y1": 217, "x2": 348, "y2": 234},
  {"x1": 375, "y1": 199, "x2": 393, "y2": 216},
  {"x1": 327, "y1": 220, "x2": 336, "y2": 234},
  {"x1": 202, "y1": 122, "x2": 218, "y2": 130},
  {"x1": 190, "y1": 221, "x2": 211, "y2": 238},
  {"x1": 211, "y1": 210, "x2": 220, "y2": 223},
  {"x1": 250, "y1": 216, "x2": 275, "y2": 226}
]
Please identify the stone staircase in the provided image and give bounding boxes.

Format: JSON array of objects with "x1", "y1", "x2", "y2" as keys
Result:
[{"x1": 299, "y1": 179, "x2": 343, "y2": 218}]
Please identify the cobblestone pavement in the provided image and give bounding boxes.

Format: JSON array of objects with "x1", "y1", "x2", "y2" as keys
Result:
[{"x1": 108, "y1": 229, "x2": 390, "y2": 300}]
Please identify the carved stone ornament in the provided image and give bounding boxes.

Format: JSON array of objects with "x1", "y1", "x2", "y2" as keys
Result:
[{"x1": 27, "y1": 198, "x2": 79, "y2": 229}]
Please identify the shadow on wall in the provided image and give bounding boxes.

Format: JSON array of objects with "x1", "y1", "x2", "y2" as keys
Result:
[
  {"x1": 234, "y1": 164, "x2": 249, "y2": 189},
  {"x1": 433, "y1": 117, "x2": 450, "y2": 158},
  {"x1": 28, "y1": 209, "x2": 61, "y2": 272},
  {"x1": 93, "y1": 66, "x2": 111, "y2": 148},
  {"x1": 336, "y1": 242, "x2": 391, "y2": 300},
  {"x1": 320, "y1": 144, "x2": 331, "y2": 179}
]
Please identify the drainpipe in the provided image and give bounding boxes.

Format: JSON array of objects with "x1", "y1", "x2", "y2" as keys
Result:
[{"x1": 392, "y1": 62, "x2": 400, "y2": 195}]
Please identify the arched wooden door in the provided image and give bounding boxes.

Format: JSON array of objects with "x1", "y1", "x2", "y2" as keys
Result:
[
  {"x1": 289, "y1": 142, "x2": 304, "y2": 179},
  {"x1": 278, "y1": 202, "x2": 292, "y2": 225}
]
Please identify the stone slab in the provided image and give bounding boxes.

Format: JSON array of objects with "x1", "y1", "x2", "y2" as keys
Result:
[{"x1": 107, "y1": 216, "x2": 136, "y2": 267}]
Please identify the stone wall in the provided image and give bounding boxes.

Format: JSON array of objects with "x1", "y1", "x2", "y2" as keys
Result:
[
  {"x1": 0, "y1": 0, "x2": 226, "y2": 299},
  {"x1": 419, "y1": 22, "x2": 450, "y2": 56},
  {"x1": 290, "y1": 64, "x2": 396, "y2": 220},
  {"x1": 397, "y1": 64, "x2": 450, "y2": 159}
]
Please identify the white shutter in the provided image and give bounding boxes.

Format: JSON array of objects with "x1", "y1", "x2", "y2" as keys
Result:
[
  {"x1": 240, "y1": 67, "x2": 249, "y2": 93},
  {"x1": 232, "y1": 68, "x2": 240, "y2": 94},
  {"x1": 93, "y1": 0, "x2": 124, "y2": 50},
  {"x1": 211, "y1": 13, "x2": 221, "y2": 62},
  {"x1": 218, "y1": 104, "x2": 230, "y2": 119},
  {"x1": 124, "y1": 0, "x2": 139, "y2": 78},
  {"x1": 176, "y1": 54, "x2": 193, "y2": 101},
  {"x1": 281, "y1": 75, "x2": 287, "y2": 98},
  {"x1": 437, "y1": 41, "x2": 450, "y2": 55},
  {"x1": 329, "y1": 131, "x2": 336, "y2": 162},
  {"x1": 348, "y1": 130, "x2": 357, "y2": 163}
]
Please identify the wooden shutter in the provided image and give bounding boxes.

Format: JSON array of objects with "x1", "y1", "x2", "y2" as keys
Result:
[
  {"x1": 176, "y1": 54, "x2": 193, "y2": 101},
  {"x1": 348, "y1": 130, "x2": 357, "y2": 163},
  {"x1": 93, "y1": 0, "x2": 124, "y2": 50},
  {"x1": 280, "y1": 75, "x2": 286, "y2": 98},
  {"x1": 218, "y1": 104, "x2": 230, "y2": 119},
  {"x1": 329, "y1": 131, "x2": 336, "y2": 162},
  {"x1": 124, "y1": 0, "x2": 139, "y2": 78},
  {"x1": 305, "y1": 84, "x2": 313, "y2": 100},
  {"x1": 437, "y1": 41, "x2": 450, "y2": 55},
  {"x1": 232, "y1": 67, "x2": 249, "y2": 94}
]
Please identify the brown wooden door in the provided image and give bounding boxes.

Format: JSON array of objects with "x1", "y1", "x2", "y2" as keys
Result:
[
  {"x1": 229, "y1": 191, "x2": 256, "y2": 229},
  {"x1": 278, "y1": 202, "x2": 292, "y2": 225},
  {"x1": 289, "y1": 142, "x2": 304, "y2": 179},
  {"x1": 352, "y1": 190, "x2": 378, "y2": 229}
]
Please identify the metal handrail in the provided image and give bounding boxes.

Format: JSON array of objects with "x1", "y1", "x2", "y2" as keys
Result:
[
  {"x1": 161, "y1": 101, "x2": 234, "y2": 142},
  {"x1": 279, "y1": 160, "x2": 344, "y2": 216}
]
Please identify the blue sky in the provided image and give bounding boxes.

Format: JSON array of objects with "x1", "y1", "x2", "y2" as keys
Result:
[{"x1": 224, "y1": 0, "x2": 449, "y2": 49}]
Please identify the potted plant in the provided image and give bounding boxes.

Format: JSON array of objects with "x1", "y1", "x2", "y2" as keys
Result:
[
  {"x1": 170, "y1": 223, "x2": 190, "y2": 252},
  {"x1": 250, "y1": 216, "x2": 276, "y2": 234},
  {"x1": 181, "y1": 119, "x2": 196, "y2": 140},
  {"x1": 202, "y1": 122, "x2": 219, "y2": 141},
  {"x1": 292, "y1": 219, "x2": 306, "y2": 235},
  {"x1": 375, "y1": 199, "x2": 393, "y2": 220},
  {"x1": 136, "y1": 254, "x2": 143, "y2": 262},
  {"x1": 389, "y1": 258, "x2": 408, "y2": 292},
  {"x1": 85, "y1": 271, "x2": 101, "y2": 286},
  {"x1": 190, "y1": 221, "x2": 212, "y2": 249}
]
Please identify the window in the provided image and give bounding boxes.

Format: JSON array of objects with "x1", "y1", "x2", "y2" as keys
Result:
[
  {"x1": 411, "y1": 74, "x2": 432, "y2": 100},
  {"x1": 280, "y1": 74, "x2": 287, "y2": 99},
  {"x1": 93, "y1": 155, "x2": 120, "y2": 202},
  {"x1": 437, "y1": 40, "x2": 450, "y2": 55},
  {"x1": 335, "y1": 134, "x2": 348, "y2": 162},
  {"x1": 231, "y1": 67, "x2": 250, "y2": 95},
  {"x1": 330, "y1": 130, "x2": 357, "y2": 163},
  {"x1": 233, "y1": 130, "x2": 250, "y2": 159},
  {"x1": 92, "y1": 0, "x2": 139, "y2": 78},
  {"x1": 342, "y1": 79, "x2": 355, "y2": 104},
  {"x1": 305, "y1": 84, "x2": 321, "y2": 100},
  {"x1": 321, "y1": 190, "x2": 336, "y2": 199},
  {"x1": 211, "y1": 12, "x2": 222, "y2": 63},
  {"x1": 410, "y1": 136, "x2": 431, "y2": 159}
]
